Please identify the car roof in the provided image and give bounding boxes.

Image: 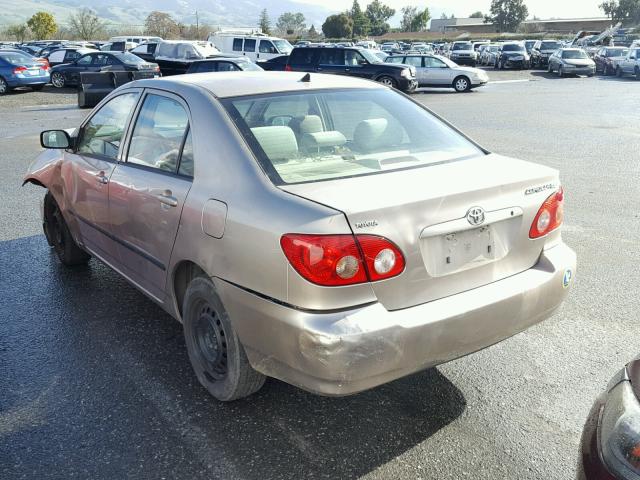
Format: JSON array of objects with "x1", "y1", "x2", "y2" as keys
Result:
[{"x1": 131, "y1": 71, "x2": 384, "y2": 99}]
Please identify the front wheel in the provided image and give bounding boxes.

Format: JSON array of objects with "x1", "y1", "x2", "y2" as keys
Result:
[
  {"x1": 377, "y1": 75, "x2": 397, "y2": 89},
  {"x1": 453, "y1": 76, "x2": 471, "y2": 93},
  {"x1": 616, "y1": 67, "x2": 623, "y2": 78},
  {"x1": 0, "y1": 77, "x2": 9, "y2": 95},
  {"x1": 43, "y1": 192, "x2": 91, "y2": 266},
  {"x1": 51, "y1": 72, "x2": 65, "y2": 88},
  {"x1": 558, "y1": 66, "x2": 564, "y2": 78},
  {"x1": 182, "y1": 277, "x2": 266, "y2": 402}
]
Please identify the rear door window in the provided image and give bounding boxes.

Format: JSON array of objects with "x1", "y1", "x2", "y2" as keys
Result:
[
  {"x1": 318, "y1": 49, "x2": 345, "y2": 65},
  {"x1": 405, "y1": 56, "x2": 423, "y2": 67},
  {"x1": 233, "y1": 38, "x2": 243, "y2": 52},
  {"x1": 244, "y1": 39, "x2": 256, "y2": 52}
]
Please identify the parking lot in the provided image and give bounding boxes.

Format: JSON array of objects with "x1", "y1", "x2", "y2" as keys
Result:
[{"x1": 1, "y1": 68, "x2": 639, "y2": 479}]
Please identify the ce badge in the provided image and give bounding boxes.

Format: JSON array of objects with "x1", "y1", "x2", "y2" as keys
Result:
[{"x1": 562, "y1": 269, "x2": 573, "y2": 289}]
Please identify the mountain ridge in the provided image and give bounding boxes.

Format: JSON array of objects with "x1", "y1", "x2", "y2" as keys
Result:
[{"x1": 0, "y1": 0, "x2": 332, "y2": 33}]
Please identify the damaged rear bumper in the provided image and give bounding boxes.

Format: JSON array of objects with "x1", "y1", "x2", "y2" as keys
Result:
[{"x1": 217, "y1": 242, "x2": 576, "y2": 396}]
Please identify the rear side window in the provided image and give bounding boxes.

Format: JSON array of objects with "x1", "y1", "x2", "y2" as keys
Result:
[
  {"x1": 224, "y1": 89, "x2": 482, "y2": 185},
  {"x1": 77, "y1": 93, "x2": 139, "y2": 160},
  {"x1": 233, "y1": 38, "x2": 243, "y2": 52},
  {"x1": 217, "y1": 62, "x2": 240, "y2": 71},
  {"x1": 193, "y1": 62, "x2": 215, "y2": 73},
  {"x1": 385, "y1": 56, "x2": 404, "y2": 64},
  {"x1": 289, "y1": 48, "x2": 316, "y2": 65},
  {"x1": 405, "y1": 56, "x2": 422, "y2": 67},
  {"x1": 127, "y1": 94, "x2": 190, "y2": 173}
]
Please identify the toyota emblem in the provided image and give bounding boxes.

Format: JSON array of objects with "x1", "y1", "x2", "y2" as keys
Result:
[{"x1": 466, "y1": 206, "x2": 485, "y2": 226}]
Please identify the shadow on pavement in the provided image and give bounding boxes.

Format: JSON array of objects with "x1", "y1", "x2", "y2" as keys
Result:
[{"x1": 0, "y1": 234, "x2": 467, "y2": 480}]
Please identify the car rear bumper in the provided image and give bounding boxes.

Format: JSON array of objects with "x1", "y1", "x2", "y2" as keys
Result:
[
  {"x1": 8, "y1": 75, "x2": 49, "y2": 87},
  {"x1": 218, "y1": 242, "x2": 576, "y2": 396}
]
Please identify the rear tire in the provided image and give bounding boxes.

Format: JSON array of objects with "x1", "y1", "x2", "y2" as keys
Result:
[
  {"x1": 51, "y1": 72, "x2": 65, "y2": 88},
  {"x1": 43, "y1": 192, "x2": 91, "y2": 266},
  {"x1": 182, "y1": 277, "x2": 266, "y2": 402},
  {"x1": 616, "y1": 66, "x2": 623, "y2": 78},
  {"x1": 558, "y1": 66, "x2": 563, "y2": 78},
  {"x1": 377, "y1": 75, "x2": 397, "y2": 89}
]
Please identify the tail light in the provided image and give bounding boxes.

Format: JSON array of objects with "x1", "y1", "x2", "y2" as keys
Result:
[
  {"x1": 280, "y1": 234, "x2": 405, "y2": 286},
  {"x1": 13, "y1": 66, "x2": 27, "y2": 75},
  {"x1": 284, "y1": 64, "x2": 292, "y2": 71},
  {"x1": 529, "y1": 187, "x2": 564, "y2": 239}
]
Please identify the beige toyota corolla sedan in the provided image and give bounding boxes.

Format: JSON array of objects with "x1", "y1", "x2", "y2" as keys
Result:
[{"x1": 24, "y1": 72, "x2": 576, "y2": 401}]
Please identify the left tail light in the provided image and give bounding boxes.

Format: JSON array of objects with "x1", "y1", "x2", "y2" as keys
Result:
[
  {"x1": 12, "y1": 66, "x2": 27, "y2": 75},
  {"x1": 280, "y1": 233, "x2": 405, "y2": 287},
  {"x1": 529, "y1": 187, "x2": 564, "y2": 239}
]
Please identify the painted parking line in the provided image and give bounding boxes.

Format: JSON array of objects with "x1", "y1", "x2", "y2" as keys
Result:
[{"x1": 489, "y1": 79, "x2": 534, "y2": 84}]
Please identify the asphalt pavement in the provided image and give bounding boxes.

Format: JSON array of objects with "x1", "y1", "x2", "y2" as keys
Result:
[{"x1": 1, "y1": 71, "x2": 639, "y2": 480}]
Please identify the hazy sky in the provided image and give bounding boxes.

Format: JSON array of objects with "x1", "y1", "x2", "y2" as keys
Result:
[{"x1": 294, "y1": 0, "x2": 604, "y2": 22}]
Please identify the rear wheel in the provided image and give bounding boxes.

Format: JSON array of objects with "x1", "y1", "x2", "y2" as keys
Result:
[
  {"x1": 453, "y1": 76, "x2": 471, "y2": 93},
  {"x1": 43, "y1": 192, "x2": 91, "y2": 266},
  {"x1": 616, "y1": 66, "x2": 623, "y2": 78},
  {"x1": 0, "y1": 77, "x2": 8, "y2": 95},
  {"x1": 182, "y1": 277, "x2": 266, "y2": 402},
  {"x1": 51, "y1": 72, "x2": 65, "y2": 88},
  {"x1": 377, "y1": 75, "x2": 397, "y2": 89}
]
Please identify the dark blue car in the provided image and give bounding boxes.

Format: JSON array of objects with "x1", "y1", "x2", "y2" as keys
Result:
[{"x1": 0, "y1": 50, "x2": 50, "y2": 94}]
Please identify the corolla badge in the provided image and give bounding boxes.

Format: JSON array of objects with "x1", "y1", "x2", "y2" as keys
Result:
[{"x1": 466, "y1": 206, "x2": 485, "y2": 226}]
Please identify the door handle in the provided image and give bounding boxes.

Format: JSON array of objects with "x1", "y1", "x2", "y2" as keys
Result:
[
  {"x1": 344, "y1": 68, "x2": 350, "y2": 72},
  {"x1": 156, "y1": 190, "x2": 178, "y2": 207},
  {"x1": 316, "y1": 67, "x2": 323, "y2": 71},
  {"x1": 95, "y1": 171, "x2": 109, "y2": 184}
]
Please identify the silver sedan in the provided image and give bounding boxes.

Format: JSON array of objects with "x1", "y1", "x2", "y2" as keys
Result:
[
  {"x1": 386, "y1": 54, "x2": 489, "y2": 92},
  {"x1": 25, "y1": 72, "x2": 576, "y2": 401}
]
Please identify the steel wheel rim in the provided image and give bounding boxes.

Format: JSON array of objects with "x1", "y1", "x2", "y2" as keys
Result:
[
  {"x1": 455, "y1": 79, "x2": 468, "y2": 91},
  {"x1": 52, "y1": 73, "x2": 64, "y2": 88},
  {"x1": 0, "y1": 79, "x2": 6, "y2": 94},
  {"x1": 193, "y1": 301, "x2": 228, "y2": 381}
]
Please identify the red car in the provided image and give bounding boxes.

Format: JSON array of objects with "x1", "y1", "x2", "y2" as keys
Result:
[{"x1": 578, "y1": 356, "x2": 640, "y2": 479}]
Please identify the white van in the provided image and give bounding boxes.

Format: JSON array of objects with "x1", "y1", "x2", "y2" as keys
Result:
[
  {"x1": 208, "y1": 30, "x2": 293, "y2": 61},
  {"x1": 109, "y1": 35, "x2": 163, "y2": 46}
]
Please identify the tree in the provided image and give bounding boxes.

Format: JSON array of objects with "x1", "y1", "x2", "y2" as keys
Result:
[
  {"x1": 258, "y1": 9, "x2": 271, "y2": 35},
  {"x1": 365, "y1": 0, "x2": 395, "y2": 36},
  {"x1": 470, "y1": 11, "x2": 484, "y2": 18},
  {"x1": 322, "y1": 13, "x2": 352, "y2": 38},
  {"x1": 350, "y1": 0, "x2": 370, "y2": 36},
  {"x1": 440, "y1": 13, "x2": 449, "y2": 19},
  {"x1": 276, "y1": 12, "x2": 306, "y2": 36},
  {"x1": 600, "y1": 0, "x2": 620, "y2": 20},
  {"x1": 600, "y1": 0, "x2": 640, "y2": 23},
  {"x1": 400, "y1": 6, "x2": 430, "y2": 32},
  {"x1": 308, "y1": 24, "x2": 319, "y2": 39},
  {"x1": 5, "y1": 24, "x2": 31, "y2": 43},
  {"x1": 68, "y1": 8, "x2": 104, "y2": 41},
  {"x1": 144, "y1": 11, "x2": 180, "y2": 39},
  {"x1": 27, "y1": 12, "x2": 57, "y2": 40},
  {"x1": 486, "y1": 0, "x2": 529, "y2": 32}
]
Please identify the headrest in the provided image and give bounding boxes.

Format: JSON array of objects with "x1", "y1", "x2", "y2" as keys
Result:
[
  {"x1": 300, "y1": 131, "x2": 347, "y2": 152},
  {"x1": 353, "y1": 118, "x2": 388, "y2": 151},
  {"x1": 250, "y1": 126, "x2": 298, "y2": 162},
  {"x1": 290, "y1": 115, "x2": 324, "y2": 135}
]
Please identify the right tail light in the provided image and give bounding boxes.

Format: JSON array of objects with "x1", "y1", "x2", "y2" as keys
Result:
[{"x1": 529, "y1": 187, "x2": 564, "y2": 239}]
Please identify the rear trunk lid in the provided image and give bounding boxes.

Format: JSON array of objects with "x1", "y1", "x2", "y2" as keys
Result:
[{"x1": 280, "y1": 154, "x2": 560, "y2": 311}]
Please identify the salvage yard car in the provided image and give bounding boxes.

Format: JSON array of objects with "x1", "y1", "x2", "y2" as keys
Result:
[
  {"x1": 548, "y1": 48, "x2": 596, "y2": 77},
  {"x1": 616, "y1": 46, "x2": 640, "y2": 79},
  {"x1": 495, "y1": 42, "x2": 530, "y2": 70},
  {"x1": 385, "y1": 53, "x2": 488, "y2": 92},
  {"x1": 0, "y1": 50, "x2": 49, "y2": 94},
  {"x1": 24, "y1": 72, "x2": 576, "y2": 402},
  {"x1": 578, "y1": 355, "x2": 640, "y2": 480}
]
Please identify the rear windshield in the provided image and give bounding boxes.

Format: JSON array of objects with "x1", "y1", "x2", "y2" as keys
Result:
[
  {"x1": 540, "y1": 41, "x2": 562, "y2": 50},
  {"x1": 114, "y1": 52, "x2": 145, "y2": 64},
  {"x1": 605, "y1": 48, "x2": 628, "y2": 57},
  {"x1": 0, "y1": 52, "x2": 34, "y2": 64},
  {"x1": 223, "y1": 88, "x2": 483, "y2": 185}
]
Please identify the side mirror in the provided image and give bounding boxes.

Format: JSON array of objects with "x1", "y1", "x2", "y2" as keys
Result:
[{"x1": 40, "y1": 130, "x2": 72, "y2": 149}]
